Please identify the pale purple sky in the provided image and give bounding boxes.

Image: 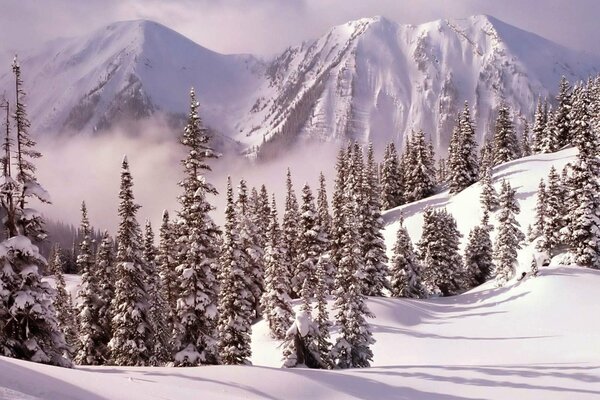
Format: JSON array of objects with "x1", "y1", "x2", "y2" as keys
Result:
[{"x1": 1, "y1": 0, "x2": 600, "y2": 57}]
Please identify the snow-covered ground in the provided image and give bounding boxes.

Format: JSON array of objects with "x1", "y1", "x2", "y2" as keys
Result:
[{"x1": 3, "y1": 148, "x2": 598, "y2": 399}]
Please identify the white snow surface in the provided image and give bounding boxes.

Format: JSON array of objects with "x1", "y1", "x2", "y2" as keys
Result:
[{"x1": 3, "y1": 148, "x2": 599, "y2": 399}]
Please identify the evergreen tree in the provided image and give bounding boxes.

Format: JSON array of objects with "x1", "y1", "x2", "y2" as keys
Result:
[
  {"x1": 479, "y1": 166, "x2": 499, "y2": 213},
  {"x1": 316, "y1": 172, "x2": 335, "y2": 289},
  {"x1": 143, "y1": 221, "x2": 170, "y2": 365},
  {"x1": 449, "y1": 102, "x2": 478, "y2": 194},
  {"x1": 173, "y1": 88, "x2": 221, "y2": 366},
  {"x1": 493, "y1": 104, "x2": 519, "y2": 165},
  {"x1": 236, "y1": 179, "x2": 264, "y2": 319},
  {"x1": 533, "y1": 179, "x2": 547, "y2": 239},
  {"x1": 313, "y1": 257, "x2": 333, "y2": 368},
  {"x1": 75, "y1": 202, "x2": 105, "y2": 365},
  {"x1": 361, "y1": 143, "x2": 389, "y2": 296},
  {"x1": 108, "y1": 157, "x2": 153, "y2": 366},
  {"x1": 156, "y1": 211, "x2": 178, "y2": 343},
  {"x1": 405, "y1": 130, "x2": 435, "y2": 202},
  {"x1": 565, "y1": 82, "x2": 600, "y2": 268},
  {"x1": 94, "y1": 230, "x2": 114, "y2": 360},
  {"x1": 380, "y1": 142, "x2": 402, "y2": 209},
  {"x1": 50, "y1": 246, "x2": 77, "y2": 355},
  {"x1": 418, "y1": 208, "x2": 464, "y2": 296},
  {"x1": 331, "y1": 148, "x2": 374, "y2": 369},
  {"x1": 521, "y1": 121, "x2": 532, "y2": 157},
  {"x1": 218, "y1": 178, "x2": 253, "y2": 365},
  {"x1": 261, "y1": 196, "x2": 293, "y2": 340},
  {"x1": 478, "y1": 140, "x2": 495, "y2": 179},
  {"x1": 531, "y1": 97, "x2": 548, "y2": 154},
  {"x1": 554, "y1": 76, "x2": 573, "y2": 148},
  {"x1": 389, "y1": 218, "x2": 424, "y2": 298},
  {"x1": 540, "y1": 105, "x2": 557, "y2": 153},
  {"x1": 282, "y1": 169, "x2": 301, "y2": 298},
  {"x1": 537, "y1": 167, "x2": 566, "y2": 256},
  {"x1": 329, "y1": 147, "x2": 348, "y2": 288},
  {"x1": 494, "y1": 180, "x2": 524, "y2": 285},
  {"x1": 464, "y1": 212, "x2": 494, "y2": 287}
]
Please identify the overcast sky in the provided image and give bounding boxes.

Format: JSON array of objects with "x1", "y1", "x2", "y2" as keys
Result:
[{"x1": 1, "y1": 0, "x2": 600, "y2": 57}]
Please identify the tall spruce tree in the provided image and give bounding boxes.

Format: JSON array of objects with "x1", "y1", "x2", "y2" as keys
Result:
[
  {"x1": 282, "y1": 169, "x2": 301, "y2": 298},
  {"x1": 156, "y1": 211, "x2": 178, "y2": 343},
  {"x1": 493, "y1": 104, "x2": 519, "y2": 165},
  {"x1": 362, "y1": 143, "x2": 389, "y2": 295},
  {"x1": 494, "y1": 180, "x2": 524, "y2": 285},
  {"x1": 479, "y1": 166, "x2": 499, "y2": 213},
  {"x1": 531, "y1": 97, "x2": 546, "y2": 154},
  {"x1": 390, "y1": 218, "x2": 424, "y2": 298},
  {"x1": 108, "y1": 157, "x2": 153, "y2": 366},
  {"x1": 521, "y1": 121, "x2": 532, "y2": 157},
  {"x1": 418, "y1": 208, "x2": 464, "y2": 296},
  {"x1": 537, "y1": 167, "x2": 566, "y2": 256},
  {"x1": 295, "y1": 184, "x2": 323, "y2": 300},
  {"x1": 94, "y1": 230, "x2": 114, "y2": 360},
  {"x1": 218, "y1": 178, "x2": 253, "y2": 364},
  {"x1": 553, "y1": 76, "x2": 573, "y2": 149},
  {"x1": 50, "y1": 246, "x2": 77, "y2": 355},
  {"x1": 173, "y1": 88, "x2": 221, "y2": 366},
  {"x1": 0, "y1": 56, "x2": 70, "y2": 367},
  {"x1": 75, "y1": 201, "x2": 104, "y2": 365},
  {"x1": 464, "y1": 212, "x2": 494, "y2": 287},
  {"x1": 261, "y1": 196, "x2": 293, "y2": 340},
  {"x1": 533, "y1": 179, "x2": 547, "y2": 239},
  {"x1": 316, "y1": 172, "x2": 334, "y2": 289},
  {"x1": 381, "y1": 142, "x2": 402, "y2": 209},
  {"x1": 449, "y1": 102, "x2": 478, "y2": 194},
  {"x1": 405, "y1": 130, "x2": 435, "y2": 202}
]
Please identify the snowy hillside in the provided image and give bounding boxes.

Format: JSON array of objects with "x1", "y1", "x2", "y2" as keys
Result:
[
  {"x1": 243, "y1": 15, "x2": 599, "y2": 158},
  {"x1": 0, "y1": 20, "x2": 263, "y2": 135},
  {"x1": 3, "y1": 264, "x2": 599, "y2": 399},
  {"x1": 382, "y1": 147, "x2": 578, "y2": 271},
  {"x1": 1, "y1": 16, "x2": 598, "y2": 159}
]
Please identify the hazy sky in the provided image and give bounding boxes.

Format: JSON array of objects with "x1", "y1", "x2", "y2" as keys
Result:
[{"x1": 1, "y1": 0, "x2": 600, "y2": 57}]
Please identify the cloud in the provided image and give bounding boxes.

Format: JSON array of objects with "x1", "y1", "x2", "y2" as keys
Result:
[{"x1": 34, "y1": 116, "x2": 340, "y2": 235}]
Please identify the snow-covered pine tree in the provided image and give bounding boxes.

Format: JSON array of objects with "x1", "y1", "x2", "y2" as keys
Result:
[
  {"x1": 493, "y1": 103, "x2": 519, "y2": 165},
  {"x1": 143, "y1": 221, "x2": 170, "y2": 365},
  {"x1": 405, "y1": 130, "x2": 435, "y2": 202},
  {"x1": 479, "y1": 164, "x2": 498, "y2": 213},
  {"x1": 75, "y1": 201, "x2": 105, "y2": 365},
  {"x1": 478, "y1": 140, "x2": 495, "y2": 179},
  {"x1": 294, "y1": 183, "x2": 323, "y2": 300},
  {"x1": 108, "y1": 157, "x2": 153, "y2": 366},
  {"x1": 282, "y1": 168, "x2": 301, "y2": 298},
  {"x1": 380, "y1": 142, "x2": 402, "y2": 209},
  {"x1": 540, "y1": 105, "x2": 557, "y2": 153},
  {"x1": 437, "y1": 158, "x2": 447, "y2": 184},
  {"x1": 316, "y1": 172, "x2": 334, "y2": 289},
  {"x1": 256, "y1": 184, "x2": 271, "y2": 250},
  {"x1": 449, "y1": 102, "x2": 478, "y2": 194},
  {"x1": 50, "y1": 246, "x2": 77, "y2": 354},
  {"x1": 236, "y1": 179, "x2": 264, "y2": 319},
  {"x1": 537, "y1": 167, "x2": 566, "y2": 256},
  {"x1": 261, "y1": 195, "x2": 293, "y2": 340},
  {"x1": 554, "y1": 76, "x2": 573, "y2": 149},
  {"x1": 464, "y1": 212, "x2": 494, "y2": 288},
  {"x1": 156, "y1": 211, "x2": 177, "y2": 343},
  {"x1": 521, "y1": 121, "x2": 532, "y2": 157},
  {"x1": 565, "y1": 82, "x2": 600, "y2": 268},
  {"x1": 173, "y1": 88, "x2": 221, "y2": 366},
  {"x1": 361, "y1": 143, "x2": 389, "y2": 296},
  {"x1": 533, "y1": 179, "x2": 547, "y2": 239},
  {"x1": 94, "y1": 230, "x2": 114, "y2": 359},
  {"x1": 389, "y1": 217, "x2": 425, "y2": 298},
  {"x1": 329, "y1": 147, "x2": 348, "y2": 286},
  {"x1": 494, "y1": 180, "x2": 524, "y2": 286},
  {"x1": 218, "y1": 177, "x2": 253, "y2": 364},
  {"x1": 0, "y1": 57, "x2": 70, "y2": 367},
  {"x1": 418, "y1": 208, "x2": 464, "y2": 296},
  {"x1": 313, "y1": 257, "x2": 333, "y2": 368},
  {"x1": 531, "y1": 97, "x2": 547, "y2": 154},
  {"x1": 331, "y1": 150, "x2": 374, "y2": 369}
]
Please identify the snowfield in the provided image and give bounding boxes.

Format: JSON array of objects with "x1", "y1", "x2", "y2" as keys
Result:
[
  {"x1": 2, "y1": 148, "x2": 599, "y2": 399},
  {"x1": 2, "y1": 265, "x2": 599, "y2": 399}
]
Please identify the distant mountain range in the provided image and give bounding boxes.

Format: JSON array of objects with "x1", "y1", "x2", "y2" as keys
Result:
[{"x1": 1, "y1": 15, "x2": 598, "y2": 158}]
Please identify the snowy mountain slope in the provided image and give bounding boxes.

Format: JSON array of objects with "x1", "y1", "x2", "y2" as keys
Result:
[
  {"x1": 0, "y1": 20, "x2": 263, "y2": 135},
  {"x1": 381, "y1": 147, "x2": 578, "y2": 272},
  {"x1": 242, "y1": 15, "x2": 599, "y2": 158},
  {"x1": 4, "y1": 264, "x2": 600, "y2": 400}
]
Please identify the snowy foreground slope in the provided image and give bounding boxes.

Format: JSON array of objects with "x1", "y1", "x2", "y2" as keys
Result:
[
  {"x1": 2, "y1": 265, "x2": 599, "y2": 399},
  {"x1": 2, "y1": 148, "x2": 599, "y2": 399}
]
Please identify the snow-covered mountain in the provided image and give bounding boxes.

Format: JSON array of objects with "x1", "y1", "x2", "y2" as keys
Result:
[
  {"x1": 245, "y1": 15, "x2": 599, "y2": 158},
  {"x1": 0, "y1": 20, "x2": 263, "y2": 135},
  {"x1": 1, "y1": 16, "x2": 598, "y2": 158}
]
